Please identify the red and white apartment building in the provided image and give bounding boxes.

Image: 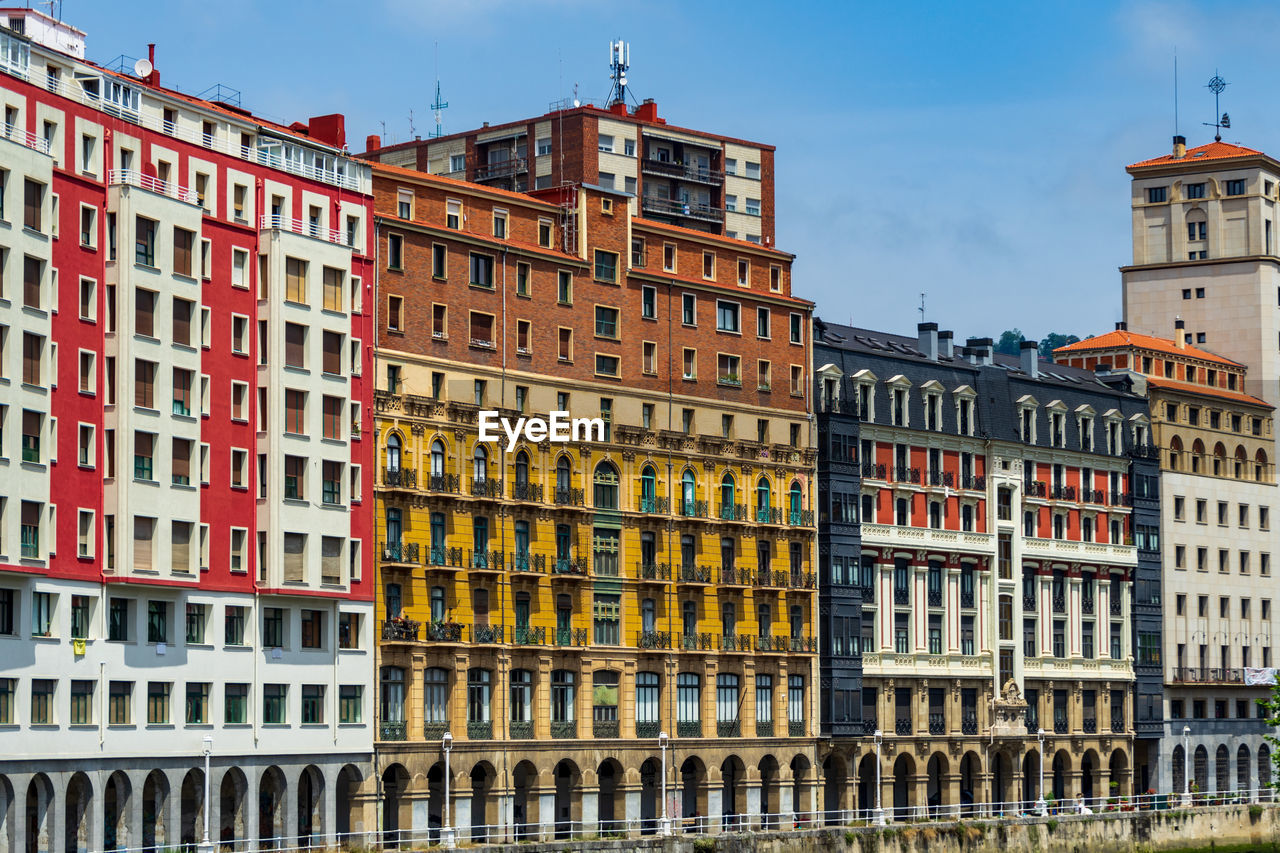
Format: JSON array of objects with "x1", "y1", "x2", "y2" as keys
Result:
[{"x1": 0, "y1": 10, "x2": 375, "y2": 853}]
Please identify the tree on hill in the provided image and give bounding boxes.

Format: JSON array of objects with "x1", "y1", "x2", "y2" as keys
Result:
[
  {"x1": 994, "y1": 329, "x2": 1025, "y2": 356},
  {"x1": 1039, "y1": 333, "x2": 1081, "y2": 360}
]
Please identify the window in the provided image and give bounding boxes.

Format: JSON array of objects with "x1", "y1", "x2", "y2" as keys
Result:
[
  {"x1": 185, "y1": 682, "x2": 209, "y2": 724},
  {"x1": 1147, "y1": 186, "x2": 1167, "y2": 203},
  {"x1": 595, "y1": 354, "x2": 619, "y2": 377},
  {"x1": 262, "y1": 684, "x2": 287, "y2": 725},
  {"x1": 469, "y1": 252, "x2": 494, "y2": 288},
  {"x1": 594, "y1": 250, "x2": 618, "y2": 283},
  {"x1": 556, "y1": 270, "x2": 572, "y2": 304},
  {"x1": 716, "y1": 301, "x2": 741, "y2": 333},
  {"x1": 558, "y1": 328, "x2": 573, "y2": 362},
  {"x1": 1227, "y1": 179, "x2": 1246, "y2": 196},
  {"x1": 263, "y1": 608, "x2": 284, "y2": 649},
  {"x1": 339, "y1": 684, "x2": 361, "y2": 724},
  {"x1": 538, "y1": 219, "x2": 552, "y2": 247},
  {"x1": 595, "y1": 305, "x2": 619, "y2": 339},
  {"x1": 285, "y1": 390, "x2": 306, "y2": 434},
  {"x1": 469, "y1": 312, "x2": 495, "y2": 348},
  {"x1": 146, "y1": 682, "x2": 171, "y2": 725},
  {"x1": 172, "y1": 227, "x2": 194, "y2": 277}
]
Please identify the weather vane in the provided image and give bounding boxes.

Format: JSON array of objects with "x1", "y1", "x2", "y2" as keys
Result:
[{"x1": 1204, "y1": 71, "x2": 1230, "y2": 142}]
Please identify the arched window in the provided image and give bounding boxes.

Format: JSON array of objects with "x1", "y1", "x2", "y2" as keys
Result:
[
  {"x1": 681, "y1": 469, "x2": 697, "y2": 515},
  {"x1": 430, "y1": 439, "x2": 445, "y2": 477},
  {"x1": 1257, "y1": 449, "x2": 1269, "y2": 482},
  {"x1": 386, "y1": 433, "x2": 401, "y2": 472},
  {"x1": 593, "y1": 461, "x2": 619, "y2": 509},
  {"x1": 515, "y1": 450, "x2": 529, "y2": 486},
  {"x1": 556, "y1": 456, "x2": 572, "y2": 492},
  {"x1": 1212, "y1": 442, "x2": 1226, "y2": 477},
  {"x1": 1168, "y1": 435, "x2": 1183, "y2": 471},
  {"x1": 1191, "y1": 438, "x2": 1205, "y2": 474},
  {"x1": 473, "y1": 445, "x2": 489, "y2": 483},
  {"x1": 720, "y1": 474, "x2": 736, "y2": 517},
  {"x1": 1235, "y1": 446, "x2": 1248, "y2": 480},
  {"x1": 789, "y1": 481, "x2": 803, "y2": 523},
  {"x1": 640, "y1": 465, "x2": 657, "y2": 511},
  {"x1": 756, "y1": 477, "x2": 772, "y2": 515}
]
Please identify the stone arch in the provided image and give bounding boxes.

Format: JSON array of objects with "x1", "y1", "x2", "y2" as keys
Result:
[
  {"x1": 1022, "y1": 748, "x2": 1041, "y2": 807},
  {"x1": 597, "y1": 758, "x2": 625, "y2": 835},
  {"x1": 380, "y1": 764, "x2": 410, "y2": 845},
  {"x1": 1212, "y1": 441, "x2": 1227, "y2": 476},
  {"x1": 790, "y1": 754, "x2": 812, "y2": 823},
  {"x1": 0, "y1": 774, "x2": 14, "y2": 853},
  {"x1": 26, "y1": 774, "x2": 54, "y2": 853},
  {"x1": 720, "y1": 755, "x2": 746, "y2": 830},
  {"x1": 142, "y1": 763, "x2": 171, "y2": 850},
  {"x1": 553, "y1": 759, "x2": 581, "y2": 839},
  {"x1": 926, "y1": 752, "x2": 950, "y2": 818},
  {"x1": 384, "y1": 430, "x2": 403, "y2": 472},
  {"x1": 1109, "y1": 748, "x2": 1129, "y2": 799},
  {"x1": 179, "y1": 769, "x2": 205, "y2": 849},
  {"x1": 106, "y1": 771, "x2": 136, "y2": 853},
  {"x1": 637, "y1": 758, "x2": 660, "y2": 836},
  {"x1": 1191, "y1": 438, "x2": 1206, "y2": 474},
  {"x1": 1193, "y1": 745, "x2": 1208, "y2": 793},
  {"x1": 1080, "y1": 749, "x2": 1100, "y2": 802},
  {"x1": 960, "y1": 752, "x2": 982, "y2": 815},
  {"x1": 258, "y1": 767, "x2": 286, "y2": 849},
  {"x1": 821, "y1": 751, "x2": 847, "y2": 824},
  {"x1": 63, "y1": 772, "x2": 91, "y2": 853},
  {"x1": 1168, "y1": 434, "x2": 1184, "y2": 471},
  {"x1": 759, "y1": 755, "x2": 781, "y2": 829},
  {"x1": 469, "y1": 761, "x2": 496, "y2": 843},
  {"x1": 1052, "y1": 750, "x2": 1072, "y2": 801},
  {"x1": 1234, "y1": 444, "x2": 1249, "y2": 479},
  {"x1": 218, "y1": 767, "x2": 248, "y2": 849},
  {"x1": 296, "y1": 765, "x2": 324, "y2": 847},
  {"x1": 1171, "y1": 744, "x2": 1186, "y2": 794},
  {"x1": 679, "y1": 756, "x2": 706, "y2": 831},
  {"x1": 891, "y1": 754, "x2": 915, "y2": 822},
  {"x1": 991, "y1": 750, "x2": 1014, "y2": 811},
  {"x1": 1257, "y1": 448, "x2": 1270, "y2": 482},
  {"x1": 1237, "y1": 744, "x2": 1251, "y2": 795},
  {"x1": 1216, "y1": 744, "x2": 1231, "y2": 793},
  {"x1": 512, "y1": 761, "x2": 539, "y2": 840}
]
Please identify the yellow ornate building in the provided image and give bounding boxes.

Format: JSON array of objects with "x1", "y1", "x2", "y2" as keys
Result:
[{"x1": 370, "y1": 161, "x2": 819, "y2": 842}]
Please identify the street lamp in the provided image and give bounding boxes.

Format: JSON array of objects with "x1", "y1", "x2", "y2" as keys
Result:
[
  {"x1": 872, "y1": 729, "x2": 885, "y2": 826},
  {"x1": 1035, "y1": 728, "x2": 1047, "y2": 816},
  {"x1": 198, "y1": 736, "x2": 213, "y2": 853},
  {"x1": 659, "y1": 731, "x2": 671, "y2": 836},
  {"x1": 1182, "y1": 726, "x2": 1192, "y2": 806},
  {"x1": 442, "y1": 731, "x2": 456, "y2": 847}
]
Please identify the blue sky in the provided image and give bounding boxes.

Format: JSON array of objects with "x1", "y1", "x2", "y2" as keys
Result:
[{"x1": 65, "y1": 0, "x2": 1280, "y2": 343}]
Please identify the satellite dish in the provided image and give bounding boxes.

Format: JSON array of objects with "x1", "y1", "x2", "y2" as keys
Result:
[
  {"x1": 572, "y1": 98, "x2": 580, "y2": 108},
  {"x1": 134, "y1": 58, "x2": 152, "y2": 78}
]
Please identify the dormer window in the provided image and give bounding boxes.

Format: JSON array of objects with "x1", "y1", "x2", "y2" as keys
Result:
[
  {"x1": 921, "y1": 381, "x2": 944, "y2": 432},
  {"x1": 1080, "y1": 416, "x2": 1093, "y2": 451},
  {"x1": 1107, "y1": 420, "x2": 1121, "y2": 455},
  {"x1": 1051, "y1": 413, "x2": 1065, "y2": 448},
  {"x1": 892, "y1": 388, "x2": 907, "y2": 426},
  {"x1": 1021, "y1": 408, "x2": 1035, "y2": 443},
  {"x1": 954, "y1": 386, "x2": 976, "y2": 437}
]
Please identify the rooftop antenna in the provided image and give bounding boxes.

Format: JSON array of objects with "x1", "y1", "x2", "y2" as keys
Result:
[
  {"x1": 379, "y1": 120, "x2": 387, "y2": 146},
  {"x1": 1173, "y1": 48, "x2": 1179, "y2": 136},
  {"x1": 430, "y1": 42, "x2": 448, "y2": 139},
  {"x1": 1204, "y1": 70, "x2": 1230, "y2": 142},
  {"x1": 918, "y1": 293, "x2": 926, "y2": 323},
  {"x1": 407, "y1": 109, "x2": 416, "y2": 138},
  {"x1": 607, "y1": 39, "x2": 629, "y2": 106}
]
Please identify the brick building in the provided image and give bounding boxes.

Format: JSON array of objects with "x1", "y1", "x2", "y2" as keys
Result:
[
  {"x1": 0, "y1": 10, "x2": 376, "y2": 851},
  {"x1": 369, "y1": 160, "x2": 818, "y2": 841}
]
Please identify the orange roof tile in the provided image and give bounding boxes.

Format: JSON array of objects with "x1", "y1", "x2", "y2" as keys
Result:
[
  {"x1": 1055, "y1": 330, "x2": 1241, "y2": 366},
  {"x1": 1144, "y1": 375, "x2": 1272, "y2": 409},
  {"x1": 1127, "y1": 140, "x2": 1268, "y2": 170},
  {"x1": 370, "y1": 161, "x2": 563, "y2": 209}
]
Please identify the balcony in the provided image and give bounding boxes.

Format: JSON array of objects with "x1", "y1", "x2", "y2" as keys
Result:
[
  {"x1": 679, "y1": 500, "x2": 709, "y2": 519},
  {"x1": 427, "y1": 473, "x2": 461, "y2": 494},
  {"x1": 960, "y1": 475, "x2": 986, "y2": 490},
  {"x1": 756, "y1": 721, "x2": 774, "y2": 737},
  {"x1": 0, "y1": 121, "x2": 51, "y2": 155},
  {"x1": 468, "y1": 721, "x2": 493, "y2": 740},
  {"x1": 1025, "y1": 481, "x2": 1047, "y2": 498},
  {"x1": 510, "y1": 482, "x2": 543, "y2": 502},
  {"x1": 511, "y1": 552, "x2": 546, "y2": 574},
  {"x1": 790, "y1": 637, "x2": 818, "y2": 653},
  {"x1": 721, "y1": 565, "x2": 749, "y2": 586},
  {"x1": 861, "y1": 523, "x2": 994, "y2": 555},
  {"x1": 594, "y1": 720, "x2": 620, "y2": 738},
  {"x1": 510, "y1": 721, "x2": 533, "y2": 739},
  {"x1": 680, "y1": 632, "x2": 716, "y2": 651},
  {"x1": 474, "y1": 157, "x2": 528, "y2": 181},
  {"x1": 858, "y1": 584, "x2": 876, "y2": 604},
  {"x1": 109, "y1": 169, "x2": 199, "y2": 205},
  {"x1": 1053, "y1": 715, "x2": 1068, "y2": 734},
  {"x1": 928, "y1": 471, "x2": 955, "y2": 488},
  {"x1": 259, "y1": 214, "x2": 346, "y2": 246},
  {"x1": 1111, "y1": 714, "x2": 1126, "y2": 732},
  {"x1": 678, "y1": 564, "x2": 713, "y2": 584},
  {"x1": 383, "y1": 467, "x2": 417, "y2": 489},
  {"x1": 640, "y1": 495, "x2": 670, "y2": 514},
  {"x1": 550, "y1": 721, "x2": 578, "y2": 739},
  {"x1": 677, "y1": 721, "x2": 702, "y2": 738},
  {"x1": 927, "y1": 590, "x2": 943, "y2": 608},
  {"x1": 1082, "y1": 488, "x2": 1106, "y2": 504},
  {"x1": 639, "y1": 157, "x2": 724, "y2": 185},
  {"x1": 717, "y1": 721, "x2": 741, "y2": 737},
  {"x1": 471, "y1": 477, "x2": 503, "y2": 499},
  {"x1": 928, "y1": 713, "x2": 946, "y2": 735},
  {"x1": 1050, "y1": 485, "x2": 1077, "y2": 501},
  {"x1": 637, "y1": 721, "x2": 661, "y2": 738},
  {"x1": 1082, "y1": 597, "x2": 1095, "y2": 615},
  {"x1": 895, "y1": 718, "x2": 912, "y2": 735},
  {"x1": 473, "y1": 625, "x2": 504, "y2": 644},
  {"x1": 755, "y1": 507, "x2": 784, "y2": 524},
  {"x1": 962, "y1": 715, "x2": 978, "y2": 736},
  {"x1": 1172, "y1": 667, "x2": 1246, "y2": 684},
  {"x1": 381, "y1": 618, "x2": 419, "y2": 642},
  {"x1": 637, "y1": 630, "x2": 672, "y2": 650},
  {"x1": 554, "y1": 487, "x2": 586, "y2": 507},
  {"x1": 1111, "y1": 599, "x2": 1123, "y2": 616},
  {"x1": 722, "y1": 634, "x2": 753, "y2": 653},
  {"x1": 789, "y1": 571, "x2": 818, "y2": 591},
  {"x1": 788, "y1": 720, "x2": 806, "y2": 737},
  {"x1": 554, "y1": 628, "x2": 589, "y2": 647},
  {"x1": 960, "y1": 590, "x2": 975, "y2": 608},
  {"x1": 893, "y1": 588, "x2": 910, "y2": 606},
  {"x1": 469, "y1": 550, "x2": 504, "y2": 572},
  {"x1": 718, "y1": 503, "x2": 749, "y2": 522},
  {"x1": 637, "y1": 562, "x2": 672, "y2": 582},
  {"x1": 893, "y1": 466, "x2": 921, "y2": 484},
  {"x1": 1052, "y1": 595, "x2": 1066, "y2": 614},
  {"x1": 1083, "y1": 718, "x2": 1097, "y2": 733},
  {"x1": 788, "y1": 510, "x2": 816, "y2": 527},
  {"x1": 422, "y1": 622, "x2": 464, "y2": 643},
  {"x1": 862, "y1": 462, "x2": 887, "y2": 479},
  {"x1": 756, "y1": 635, "x2": 783, "y2": 653},
  {"x1": 640, "y1": 195, "x2": 724, "y2": 224},
  {"x1": 379, "y1": 721, "x2": 407, "y2": 741},
  {"x1": 423, "y1": 722, "x2": 448, "y2": 740},
  {"x1": 513, "y1": 626, "x2": 546, "y2": 646},
  {"x1": 552, "y1": 557, "x2": 589, "y2": 578},
  {"x1": 381, "y1": 542, "x2": 419, "y2": 565}
]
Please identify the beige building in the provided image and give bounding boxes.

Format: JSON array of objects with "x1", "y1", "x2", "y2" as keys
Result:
[{"x1": 1056, "y1": 327, "x2": 1278, "y2": 796}]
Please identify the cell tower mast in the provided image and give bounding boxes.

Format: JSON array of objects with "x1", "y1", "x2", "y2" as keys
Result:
[
  {"x1": 607, "y1": 39, "x2": 629, "y2": 106},
  {"x1": 430, "y1": 43, "x2": 448, "y2": 139}
]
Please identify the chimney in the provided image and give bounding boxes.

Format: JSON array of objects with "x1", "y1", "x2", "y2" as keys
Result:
[
  {"x1": 938, "y1": 330, "x2": 954, "y2": 359},
  {"x1": 634, "y1": 99, "x2": 660, "y2": 123},
  {"x1": 146, "y1": 43, "x2": 159, "y2": 86},
  {"x1": 1115, "y1": 321, "x2": 1127, "y2": 331},
  {"x1": 1020, "y1": 340, "x2": 1040, "y2": 378},
  {"x1": 917, "y1": 322, "x2": 938, "y2": 361},
  {"x1": 365, "y1": 134, "x2": 381, "y2": 153},
  {"x1": 966, "y1": 337, "x2": 993, "y2": 366},
  {"x1": 1174, "y1": 318, "x2": 1186, "y2": 349},
  {"x1": 1173, "y1": 135, "x2": 1187, "y2": 159}
]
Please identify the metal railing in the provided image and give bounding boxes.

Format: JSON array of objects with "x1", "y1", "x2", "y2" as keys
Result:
[
  {"x1": 259, "y1": 213, "x2": 348, "y2": 246},
  {"x1": 109, "y1": 168, "x2": 199, "y2": 205},
  {"x1": 640, "y1": 195, "x2": 725, "y2": 222},
  {"x1": 1, "y1": 121, "x2": 51, "y2": 155}
]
